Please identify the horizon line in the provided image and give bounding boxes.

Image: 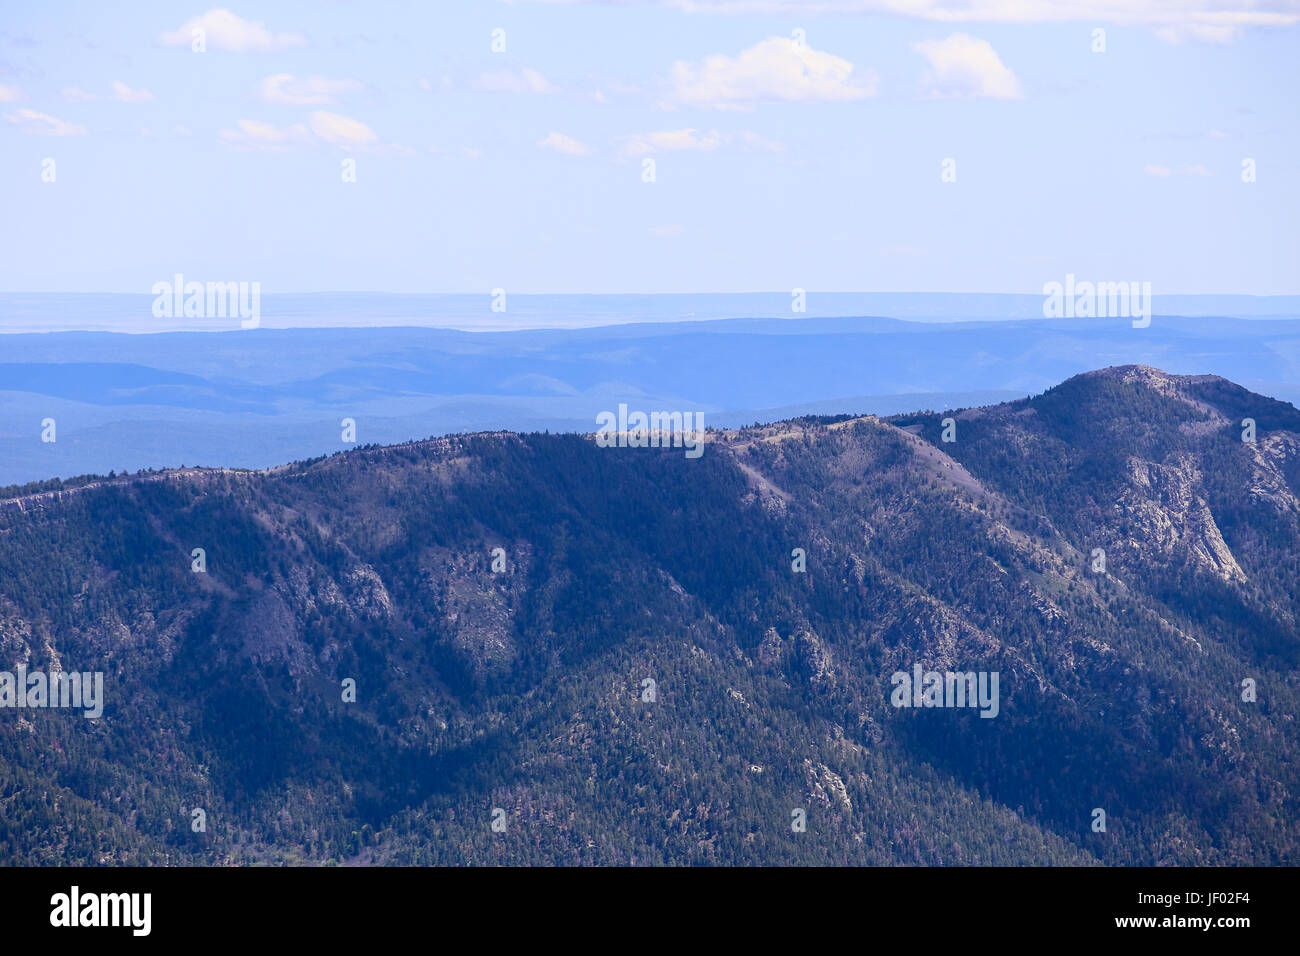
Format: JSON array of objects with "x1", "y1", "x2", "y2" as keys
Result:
[{"x1": 3, "y1": 290, "x2": 1300, "y2": 299}]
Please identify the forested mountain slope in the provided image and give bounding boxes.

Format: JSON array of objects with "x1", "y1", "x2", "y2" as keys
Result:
[{"x1": 1, "y1": 365, "x2": 1296, "y2": 865}]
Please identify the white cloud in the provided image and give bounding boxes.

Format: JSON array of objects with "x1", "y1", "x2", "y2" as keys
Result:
[
  {"x1": 219, "y1": 111, "x2": 378, "y2": 150},
  {"x1": 218, "y1": 118, "x2": 311, "y2": 150},
  {"x1": 4, "y1": 108, "x2": 88, "y2": 136},
  {"x1": 1155, "y1": 22, "x2": 1248, "y2": 43},
  {"x1": 538, "y1": 131, "x2": 591, "y2": 155},
  {"x1": 60, "y1": 83, "x2": 154, "y2": 102},
  {"x1": 112, "y1": 81, "x2": 155, "y2": 103},
  {"x1": 260, "y1": 73, "x2": 362, "y2": 105},
  {"x1": 475, "y1": 68, "x2": 554, "y2": 94},
  {"x1": 619, "y1": 128, "x2": 725, "y2": 156},
  {"x1": 618, "y1": 127, "x2": 784, "y2": 156},
  {"x1": 913, "y1": 34, "x2": 1023, "y2": 99},
  {"x1": 161, "y1": 8, "x2": 306, "y2": 52},
  {"x1": 666, "y1": 36, "x2": 876, "y2": 110},
  {"x1": 649, "y1": 224, "x2": 685, "y2": 238},
  {"x1": 539, "y1": 2, "x2": 1299, "y2": 43},
  {"x1": 0, "y1": 84, "x2": 22, "y2": 102},
  {"x1": 307, "y1": 110, "x2": 376, "y2": 146}
]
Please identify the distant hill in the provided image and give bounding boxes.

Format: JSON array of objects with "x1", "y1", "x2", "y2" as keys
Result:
[
  {"x1": 3, "y1": 314, "x2": 1300, "y2": 487},
  {"x1": 1, "y1": 366, "x2": 1297, "y2": 865},
  {"x1": 3, "y1": 291, "x2": 1298, "y2": 333}
]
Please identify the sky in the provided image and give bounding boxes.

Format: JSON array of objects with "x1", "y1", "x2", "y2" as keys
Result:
[{"x1": 1, "y1": 1, "x2": 1297, "y2": 297}]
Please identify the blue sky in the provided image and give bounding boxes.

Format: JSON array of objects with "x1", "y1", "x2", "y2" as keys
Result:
[{"x1": 1, "y1": 1, "x2": 1297, "y2": 295}]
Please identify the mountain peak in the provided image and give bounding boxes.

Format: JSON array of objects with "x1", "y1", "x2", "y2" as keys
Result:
[{"x1": 1076, "y1": 364, "x2": 1210, "y2": 387}]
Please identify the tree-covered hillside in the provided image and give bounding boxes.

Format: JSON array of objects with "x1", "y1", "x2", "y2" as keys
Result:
[{"x1": 1, "y1": 366, "x2": 1296, "y2": 865}]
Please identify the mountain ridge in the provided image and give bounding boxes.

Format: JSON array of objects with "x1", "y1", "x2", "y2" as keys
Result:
[{"x1": 1, "y1": 365, "x2": 1297, "y2": 865}]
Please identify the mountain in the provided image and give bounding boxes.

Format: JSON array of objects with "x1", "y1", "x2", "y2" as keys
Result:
[
  {"x1": 1, "y1": 365, "x2": 1297, "y2": 865},
  {"x1": 5, "y1": 292, "x2": 1298, "y2": 335},
  {"x1": 5, "y1": 314, "x2": 1300, "y2": 488}
]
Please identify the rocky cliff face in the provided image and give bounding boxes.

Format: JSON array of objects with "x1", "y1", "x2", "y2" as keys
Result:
[{"x1": 1, "y1": 366, "x2": 1297, "y2": 866}]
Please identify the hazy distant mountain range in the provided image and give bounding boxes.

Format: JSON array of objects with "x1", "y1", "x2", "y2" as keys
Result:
[
  {"x1": 2, "y1": 365, "x2": 1296, "y2": 864},
  {"x1": 4, "y1": 292, "x2": 1299, "y2": 333},
  {"x1": 2, "y1": 300, "x2": 1299, "y2": 488}
]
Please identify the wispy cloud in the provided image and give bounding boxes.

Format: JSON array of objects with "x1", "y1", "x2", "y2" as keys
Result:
[
  {"x1": 540, "y1": 2, "x2": 1300, "y2": 44},
  {"x1": 619, "y1": 128, "x2": 725, "y2": 156},
  {"x1": 474, "y1": 68, "x2": 555, "y2": 94},
  {"x1": 112, "y1": 80, "x2": 155, "y2": 103},
  {"x1": 60, "y1": 82, "x2": 155, "y2": 102},
  {"x1": 217, "y1": 111, "x2": 379, "y2": 151},
  {"x1": 0, "y1": 84, "x2": 22, "y2": 102},
  {"x1": 618, "y1": 127, "x2": 784, "y2": 157},
  {"x1": 218, "y1": 117, "x2": 312, "y2": 150},
  {"x1": 260, "y1": 73, "x2": 362, "y2": 105},
  {"x1": 1144, "y1": 163, "x2": 1212, "y2": 177},
  {"x1": 4, "y1": 108, "x2": 88, "y2": 136},
  {"x1": 1155, "y1": 22, "x2": 1247, "y2": 43}
]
